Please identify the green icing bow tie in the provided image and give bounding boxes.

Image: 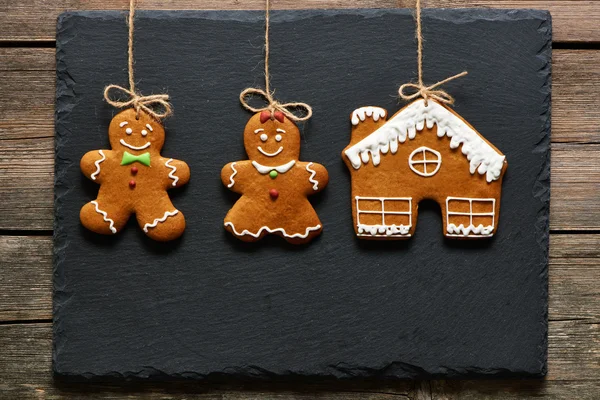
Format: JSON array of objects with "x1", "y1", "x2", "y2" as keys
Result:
[{"x1": 121, "y1": 151, "x2": 151, "y2": 167}]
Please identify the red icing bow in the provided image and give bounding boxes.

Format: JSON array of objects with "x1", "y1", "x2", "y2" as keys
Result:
[{"x1": 260, "y1": 110, "x2": 285, "y2": 123}]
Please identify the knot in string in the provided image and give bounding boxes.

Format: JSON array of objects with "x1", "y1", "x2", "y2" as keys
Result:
[
  {"x1": 104, "y1": 84, "x2": 172, "y2": 120},
  {"x1": 399, "y1": 71, "x2": 468, "y2": 106},
  {"x1": 240, "y1": 87, "x2": 312, "y2": 122}
]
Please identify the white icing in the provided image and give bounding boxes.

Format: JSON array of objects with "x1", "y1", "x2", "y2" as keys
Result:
[
  {"x1": 276, "y1": 128, "x2": 286, "y2": 133},
  {"x1": 447, "y1": 224, "x2": 493, "y2": 236},
  {"x1": 227, "y1": 162, "x2": 237, "y2": 188},
  {"x1": 344, "y1": 99, "x2": 505, "y2": 183},
  {"x1": 165, "y1": 158, "x2": 178, "y2": 187},
  {"x1": 357, "y1": 223, "x2": 411, "y2": 237},
  {"x1": 126, "y1": 128, "x2": 133, "y2": 135},
  {"x1": 120, "y1": 139, "x2": 150, "y2": 150},
  {"x1": 257, "y1": 146, "x2": 283, "y2": 157},
  {"x1": 254, "y1": 128, "x2": 264, "y2": 134},
  {"x1": 275, "y1": 134, "x2": 282, "y2": 142},
  {"x1": 90, "y1": 150, "x2": 106, "y2": 181},
  {"x1": 141, "y1": 129, "x2": 148, "y2": 136},
  {"x1": 305, "y1": 162, "x2": 319, "y2": 190},
  {"x1": 119, "y1": 121, "x2": 128, "y2": 127},
  {"x1": 252, "y1": 160, "x2": 296, "y2": 174},
  {"x1": 445, "y1": 196, "x2": 495, "y2": 237},
  {"x1": 260, "y1": 133, "x2": 268, "y2": 142},
  {"x1": 351, "y1": 106, "x2": 387, "y2": 126},
  {"x1": 90, "y1": 201, "x2": 117, "y2": 234},
  {"x1": 355, "y1": 196, "x2": 412, "y2": 237},
  {"x1": 224, "y1": 222, "x2": 321, "y2": 239},
  {"x1": 143, "y1": 210, "x2": 179, "y2": 232},
  {"x1": 408, "y1": 146, "x2": 442, "y2": 177},
  {"x1": 145, "y1": 124, "x2": 153, "y2": 132}
]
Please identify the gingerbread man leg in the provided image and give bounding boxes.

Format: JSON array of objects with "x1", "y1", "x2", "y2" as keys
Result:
[
  {"x1": 135, "y1": 195, "x2": 185, "y2": 242},
  {"x1": 80, "y1": 200, "x2": 131, "y2": 235}
]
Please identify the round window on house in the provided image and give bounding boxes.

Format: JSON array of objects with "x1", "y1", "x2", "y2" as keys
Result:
[{"x1": 408, "y1": 146, "x2": 442, "y2": 177}]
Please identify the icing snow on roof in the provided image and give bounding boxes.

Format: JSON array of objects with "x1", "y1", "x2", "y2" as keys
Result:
[{"x1": 344, "y1": 99, "x2": 506, "y2": 183}]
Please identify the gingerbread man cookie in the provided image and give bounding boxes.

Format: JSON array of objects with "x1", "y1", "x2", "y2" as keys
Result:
[
  {"x1": 80, "y1": 108, "x2": 190, "y2": 241},
  {"x1": 221, "y1": 110, "x2": 328, "y2": 244}
]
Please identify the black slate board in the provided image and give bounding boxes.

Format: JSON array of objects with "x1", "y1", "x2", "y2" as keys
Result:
[{"x1": 54, "y1": 8, "x2": 551, "y2": 380}]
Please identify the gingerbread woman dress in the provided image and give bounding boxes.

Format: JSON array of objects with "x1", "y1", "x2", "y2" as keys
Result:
[
  {"x1": 80, "y1": 108, "x2": 190, "y2": 241},
  {"x1": 221, "y1": 110, "x2": 328, "y2": 244}
]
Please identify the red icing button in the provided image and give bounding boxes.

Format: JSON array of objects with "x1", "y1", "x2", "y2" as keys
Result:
[
  {"x1": 131, "y1": 166, "x2": 138, "y2": 175},
  {"x1": 269, "y1": 188, "x2": 279, "y2": 199},
  {"x1": 129, "y1": 180, "x2": 136, "y2": 189}
]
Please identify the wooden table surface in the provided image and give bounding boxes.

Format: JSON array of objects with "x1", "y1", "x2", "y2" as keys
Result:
[{"x1": 1, "y1": 1, "x2": 599, "y2": 399}]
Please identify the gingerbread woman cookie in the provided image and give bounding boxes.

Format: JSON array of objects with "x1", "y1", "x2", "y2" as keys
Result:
[
  {"x1": 221, "y1": 110, "x2": 328, "y2": 244},
  {"x1": 80, "y1": 108, "x2": 190, "y2": 241}
]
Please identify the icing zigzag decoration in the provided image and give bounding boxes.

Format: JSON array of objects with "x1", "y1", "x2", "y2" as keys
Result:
[{"x1": 342, "y1": 99, "x2": 507, "y2": 240}]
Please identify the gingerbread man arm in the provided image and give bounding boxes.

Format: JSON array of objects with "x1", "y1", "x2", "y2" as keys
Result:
[
  {"x1": 80, "y1": 149, "x2": 113, "y2": 183},
  {"x1": 299, "y1": 161, "x2": 329, "y2": 194},
  {"x1": 221, "y1": 161, "x2": 253, "y2": 194},
  {"x1": 162, "y1": 158, "x2": 190, "y2": 189}
]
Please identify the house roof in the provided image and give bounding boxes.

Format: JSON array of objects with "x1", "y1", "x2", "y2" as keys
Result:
[{"x1": 344, "y1": 99, "x2": 506, "y2": 183}]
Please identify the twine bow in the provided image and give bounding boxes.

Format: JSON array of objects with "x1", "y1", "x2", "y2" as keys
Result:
[
  {"x1": 399, "y1": 0, "x2": 468, "y2": 106},
  {"x1": 103, "y1": 0, "x2": 172, "y2": 120},
  {"x1": 399, "y1": 71, "x2": 468, "y2": 106},
  {"x1": 239, "y1": 0, "x2": 313, "y2": 123},
  {"x1": 104, "y1": 84, "x2": 172, "y2": 120},
  {"x1": 239, "y1": 87, "x2": 312, "y2": 122}
]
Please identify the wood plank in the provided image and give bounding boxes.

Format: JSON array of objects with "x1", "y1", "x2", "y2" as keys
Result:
[
  {"x1": 0, "y1": 236, "x2": 52, "y2": 321},
  {"x1": 0, "y1": 323, "x2": 598, "y2": 398},
  {"x1": 1, "y1": 50, "x2": 600, "y2": 230},
  {"x1": 549, "y1": 235, "x2": 600, "y2": 322},
  {"x1": 550, "y1": 143, "x2": 600, "y2": 231},
  {"x1": 2, "y1": 234, "x2": 600, "y2": 381},
  {"x1": 553, "y1": 50, "x2": 600, "y2": 144},
  {"x1": 429, "y1": 380, "x2": 600, "y2": 399},
  {"x1": 2, "y1": 0, "x2": 597, "y2": 43}
]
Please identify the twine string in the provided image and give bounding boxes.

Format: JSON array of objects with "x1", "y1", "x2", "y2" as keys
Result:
[
  {"x1": 398, "y1": 0, "x2": 468, "y2": 106},
  {"x1": 103, "y1": 0, "x2": 172, "y2": 119},
  {"x1": 239, "y1": 0, "x2": 313, "y2": 122}
]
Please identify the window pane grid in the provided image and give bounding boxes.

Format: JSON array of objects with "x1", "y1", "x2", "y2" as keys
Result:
[
  {"x1": 355, "y1": 196, "x2": 412, "y2": 237},
  {"x1": 445, "y1": 197, "x2": 496, "y2": 237}
]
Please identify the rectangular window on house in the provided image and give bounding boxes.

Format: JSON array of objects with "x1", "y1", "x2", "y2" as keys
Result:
[
  {"x1": 446, "y1": 197, "x2": 495, "y2": 237},
  {"x1": 355, "y1": 196, "x2": 412, "y2": 237}
]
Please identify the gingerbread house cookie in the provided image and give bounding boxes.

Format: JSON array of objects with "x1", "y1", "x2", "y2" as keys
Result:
[{"x1": 342, "y1": 99, "x2": 507, "y2": 240}]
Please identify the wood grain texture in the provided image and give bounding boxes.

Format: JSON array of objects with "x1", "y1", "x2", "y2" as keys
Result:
[
  {"x1": 0, "y1": 323, "x2": 598, "y2": 399},
  {"x1": 1, "y1": 49, "x2": 599, "y2": 230},
  {"x1": 0, "y1": 236, "x2": 52, "y2": 321},
  {"x1": 2, "y1": 235, "x2": 599, "y2": 379},
  {"x1": 2, "y1": 0, "x2": 599, "y2": 43}
]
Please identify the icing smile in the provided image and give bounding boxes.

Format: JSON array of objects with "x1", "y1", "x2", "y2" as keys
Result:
[
  {"x1": 120, "y1": 139, "x2": 151, "y2": 151},
  {"x1": 257, "y1": 146, "x2": 283, "y2": 157}
]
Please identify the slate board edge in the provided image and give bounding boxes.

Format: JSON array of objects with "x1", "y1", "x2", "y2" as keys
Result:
[{"x1": 533, "y1": 13, "x2": 552, "y2": 378}]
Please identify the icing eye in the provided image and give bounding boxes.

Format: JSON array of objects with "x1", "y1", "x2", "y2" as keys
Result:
[
  {"x1": 260, "y1": 133, "x2": 268, "y2": 142},
  {"x1": 141, "y1": 129, "x2": 148, "y2": 136},
  {"x1": 275, "y1": 134, "x2": 282, "y2": 142},
  {"x1": 126, "y1": 128, "x2": 133, "y2": 135}
]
